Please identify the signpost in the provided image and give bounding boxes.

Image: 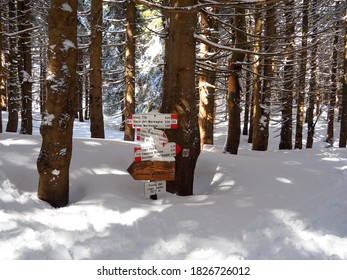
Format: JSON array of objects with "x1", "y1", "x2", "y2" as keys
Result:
[{"x1": 127, "y1": 113, "x2": 179, "y2": 199}]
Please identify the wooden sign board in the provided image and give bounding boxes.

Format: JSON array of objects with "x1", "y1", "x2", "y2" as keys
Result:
[
  {"x1": 128, "y1": 113, "x2": 178, "y2": 129},
  {"x1": 127, "y1": 161, "x2": 175, "y2": 181},
  {"x1": 144, "y1": 181, "x2": 166, "y2": 197}
]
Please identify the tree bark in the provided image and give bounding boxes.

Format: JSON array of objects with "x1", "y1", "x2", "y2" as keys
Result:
[
  {"x1": 326, "y1": 1, "x2": 339, "y2": 146},
  {"x1": 90, "y1": 0, "x2": 105, "y2": 138},
  {"x1": 6, "y1": 0, "x2": 19, "y2": 133},
  {"x1": 224, "y1": 7, "x2": 247, "y2": 155},
  {"x1": 37, "y1": 0, "x2": 78, "y2": 208},
  {"x1": 306, "y1": 0, "x2": 318, "y2": 149},
  {"x1": 295, "y1": 0, "x2": 309, "y2": 149},
  {"x1": 279, "y1": 0, "x2": 295, "y2": 150},
  {"x1": 124, "y1": 0, "x2": 136, "y2": 141},
  {"x1": 160, "y1": 0, "x2": 200, "y2": 196},
  {"x1": 339, "y1": 1, "x2": 347, "y2": 148},
  {"x1": 198, "y1": 9, "x2": 217, "y2": 149},
  {"x1": 18, "y1": 0, "x2": 33, "y2": 135},
  {"x1": 0, "y1": 8, "x2": 5, "y2": 133}
]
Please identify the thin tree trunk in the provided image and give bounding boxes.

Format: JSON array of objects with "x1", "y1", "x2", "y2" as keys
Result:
[
  {"x1": 6, "y1": 0, "x2": 19, "y2": 133},
  {"x1": 37, "y1": 0, "x2": 78, "y2": 208},
  {"x1": 295, "y1": 0, "x2": 309, "y2": 149},
  {"x1": 124, "y1": 0, "x2": 136, "y2": 141},
  {"x1": 224, "y1": 7, "x2": 247, "y2": 155},
  {"x1": 279, "y1": 0, "x2": 295, "y2": 150},
  {"x1": 326, "y1": 1, "x2": 340, "y2": 145},
  {"x1": 0, "y1": 9, "x2": 5, "y2": 133},
  {"x1": 243, "y1": 54, "x2": 251, "y2": 136},
  {"x1": 160, "y1": 0, "x2": 200, "y2": 196},
  {"x1": 198, "y1": 9, "x2": 217, "y2": 148},
  {"x1": 90, "y1": 0, "x2": 105, "y2": 138},
  {"x1": 18, "y1": 0, "x2": 33, "y2": 135},
  {"x1": 306, "y1": 0, "x2": 318, "y2": 149},
  {"x1": 339, "y1": 1, "x2": 347, "y2": 148},
  {"x1": 251, "y1": 11, "x2": 264, "y2": 151}
]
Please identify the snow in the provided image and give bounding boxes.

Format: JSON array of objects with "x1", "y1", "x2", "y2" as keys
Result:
[
  {"x1": 0, "y1": 111, "x2": 346, "y2": 260},
  {"x1": 61, "y1": 3, "x2": 73, "y2": 13}
]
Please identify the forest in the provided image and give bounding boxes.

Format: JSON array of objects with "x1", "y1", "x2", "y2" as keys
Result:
[{"x1": 0, "y1": 0, "x2": 347, "y2": 207}]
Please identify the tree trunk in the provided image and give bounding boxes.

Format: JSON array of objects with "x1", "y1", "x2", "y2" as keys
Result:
[
  {"x1": 251, "y1": 11, "x2": 265, "y2": 151},
  {"x1": 198, "y1": 9, "x2": 217, "y2": 148},
  {"x1": 124, "y1": 0, "x2": 136, "y2": 141},
  {"x1": 279, "y1": 0, "x2": 295, "y2": 150},
  {"x1": 339, "y1": 2, "x2": 347, "y2": 148},
  {"x1": 243, "y1": 54, "x2": 252, "y2": 136},
  {"x1": 6, "y1": 0, "x2": 19, "y2": 133},
  {"x1": 37, "y1": 0, "x2": 78, "y2": 208},
  {"x1": 306, "y1": 0, "x2": 318, "y2": 149},
  {"x1": 295, "y1": 0, "x2": 309, "y2": 149},
  {"x1": 160, "y1": 0, "x2": 200, "y2": 196},
  {"x1": 0, "y1": 8, "x2": 5, "y2": 133},
  {"x1": 224, "y1": 7, "x2": 247, "y2": 155},
  {"x1": 18, "y1": 0, "x2": 33, "y2": 135},
  {"x1": 89, "y1": 0, "x2": 105, "y2": 138},
  {"x1": 39, "y1": 39, "x2": 47, "y2": 114},
  {"x1": 326, "y1": 1, "x2": 339, "y2": 146}
]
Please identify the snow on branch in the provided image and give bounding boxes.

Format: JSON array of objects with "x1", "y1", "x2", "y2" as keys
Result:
[{"x1": 131, "y1": 0, "x2": 283, "y2": 13}]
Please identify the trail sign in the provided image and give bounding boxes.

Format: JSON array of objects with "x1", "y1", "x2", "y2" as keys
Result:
[
  {"x1": 128, "y1": 113, "x2": 178, "y2": 129},
  {"x1": 136, "y1": 128, "x2": 168, "y2": 145},
  {"x1": 127, "y1": 161, "x2": 175, "y2": 181},
  {"x1": 144, "y1": 181, "x2": 166, "y2": 197},
  {"x1": 134, "y1": 142, "x2": 181, "y2": 162},
  {"x1": 127, "y1": 113, "x2": 179, "y2": 199}
]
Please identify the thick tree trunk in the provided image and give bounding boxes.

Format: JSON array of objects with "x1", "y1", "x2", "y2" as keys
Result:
[
  {"x1": 37, "y1": 0, "x2": 78, "y2": 208},
  {"x1": 124, "y1": 0, "x2": 136, "y2": 141},
  {"x1": 90, "y1": 0, "x2": 105, "y2": 138},
  {"x1": 160, "y1": 0, "x2": 200, "y2": 196},
  {"x1": 18, "y1": 0, "x2": 33, "y2": 135}
]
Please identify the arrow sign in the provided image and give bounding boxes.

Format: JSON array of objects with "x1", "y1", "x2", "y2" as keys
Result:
[
  {"x1": 136, "y1": 128, "x2": 168, "y2": 145},
  {"x1": 144, "y1": 181, "x2": 166, "y2": 197},
  {"x1": 128, "y1": 113, "x2": 178, "y2": 129},
  {"x1": 127, "y1": 161, "x2": 175, "y2": 181},
  {"x1": 134, "y1": 142, "x2": 181, "y2": 162}
]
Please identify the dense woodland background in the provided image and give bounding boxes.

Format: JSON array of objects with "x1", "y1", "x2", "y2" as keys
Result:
[{"x1": 0, "y1": 0, "x2": 346, "y2": 207}]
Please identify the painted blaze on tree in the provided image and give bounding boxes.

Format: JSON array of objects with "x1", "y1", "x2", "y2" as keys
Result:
[{"x1": 37, "y1": 0, "x2": 78, "y2": 208}]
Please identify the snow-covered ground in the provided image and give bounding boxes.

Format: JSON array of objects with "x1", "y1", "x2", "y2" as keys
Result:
[{"x1": 0, "y1": 112, "x2": 346, "y2": 260}]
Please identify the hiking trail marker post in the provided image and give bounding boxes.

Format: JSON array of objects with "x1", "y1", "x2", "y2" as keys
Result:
[{"x1": 127, "y1": 113, "x2": 180, "y2": 199}]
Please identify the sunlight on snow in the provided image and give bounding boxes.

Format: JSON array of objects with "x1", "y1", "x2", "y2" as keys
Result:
[
  {"x1": 91, "y1": 167, "x2": 128, "y2": 175},
  {"x1": 276, "y1": 177, "x2": 293, "y2": 184},
  {"x1": 0, "y1": 138, "x2": 38, "y2": 146},
  {"x1": 82, "y1": 141, "x2": 102, "y2": 146},
  {"x1": 272, "y1": 209, "x2": 347, "y2": 259}
]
